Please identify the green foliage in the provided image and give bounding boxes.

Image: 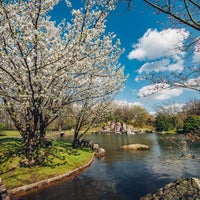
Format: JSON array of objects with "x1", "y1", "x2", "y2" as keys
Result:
[
  {"x1": 155, "y1": 115, "x2": 167, "y2": 131},
  {"x1": 154, "y1": 99, "x2": 200, "y2": 132},
  {"x1": 183, "y1": 115, "x2": 200, "y2": 133},
  {"x1": 104, "y1": 103, "x2": 152, "y2": 128},
  {"x1": 0, "y1": 123, "x2": 7, "y2": 130},
  {"x1": 154, "y1": 114, "x2": 175, "y2": 132},
  {"x1": 131, "y1": 106, "x2": 150, "y2": 127}
]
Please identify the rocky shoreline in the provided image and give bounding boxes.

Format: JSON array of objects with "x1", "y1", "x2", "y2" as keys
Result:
[{"x1": 141, "y1": 177, "x2": 200, "y2": 200}]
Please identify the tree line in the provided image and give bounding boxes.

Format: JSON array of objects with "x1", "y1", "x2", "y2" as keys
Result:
[
  {"x1": 1, "y1": 99, "x2": 199, "y2": 134},
  {"x1": 154, "y1": 99, "x2": 200, "y2": 133}
]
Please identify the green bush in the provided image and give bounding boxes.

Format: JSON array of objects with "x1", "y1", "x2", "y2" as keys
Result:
[
  {"x1": 0, "y1": 123, "x2": 7, "y2": 130},
  {"x1": 183, "y1": 115, "x2": 200, "y2": 133}
]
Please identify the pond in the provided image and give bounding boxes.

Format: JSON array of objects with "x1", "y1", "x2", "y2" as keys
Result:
[{"x1": 14, "y1": 134, "x2": 200, "y2": 200}]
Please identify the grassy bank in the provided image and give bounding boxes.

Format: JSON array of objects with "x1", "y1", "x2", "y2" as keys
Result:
[
  {"x1": 0, "y1": 129, "x2": 74, "y2": 138},
  {"x1": 0, "y1": 130, "x2": 21, "y2": 137},
  {"x1": 0, "y1": 137, "x2": 93, "y2": 190}
]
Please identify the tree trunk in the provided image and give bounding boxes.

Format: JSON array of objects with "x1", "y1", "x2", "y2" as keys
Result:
[
  {"x1": 21, "y1": 115, "x2": 47, "y2": 166},
  {"x1": 72, "y1": 130, "x2": 81, "y2": 148},
  {"x1": 23, "y1": 133, "x2": 38, "y2": 166}
]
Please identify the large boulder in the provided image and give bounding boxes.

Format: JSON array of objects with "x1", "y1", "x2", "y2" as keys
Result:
[
  {"x1": 120, "y1": 144, "x2": 150, "y2": 151},
  {"x1": 140, "y1": 178, "x2": 200, "y2": 200}
]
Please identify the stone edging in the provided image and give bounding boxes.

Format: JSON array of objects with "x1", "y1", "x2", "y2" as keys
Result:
[{"x1": 8, "y1": 154, "x2": 94, "y2": 199}]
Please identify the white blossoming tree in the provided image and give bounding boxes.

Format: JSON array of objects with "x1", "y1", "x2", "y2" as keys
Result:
[
  {"x1": 0, "y1": 0, "x2": 126, "y2": 165},
  {"x1": 123, "y1": 0, "x2": 199, "y2": 94},
  {"x1": 142, "y1": 0, "x2": 200, "y2": 93},
  {"x1": 67, "y1": 98, "x2": 112, "y2": 148}
]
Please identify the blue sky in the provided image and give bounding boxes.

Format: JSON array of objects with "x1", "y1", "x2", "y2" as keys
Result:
[{"x1": 50, "y1": 0, "x2": 200, "y2": 113}]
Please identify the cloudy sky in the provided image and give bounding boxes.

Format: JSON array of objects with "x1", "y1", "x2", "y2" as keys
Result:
[{"x1": 51, "y1": 0, "x2": 200, "y2": 113}]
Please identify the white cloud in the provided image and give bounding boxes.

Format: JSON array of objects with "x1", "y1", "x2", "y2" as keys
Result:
[
  {"x1": 137, "y1": 59, "x2": 170, "y2": 74},
  {"x1": 138, "y1": 84, "x2": 183, "y2": 100},
  {"x1": 167, "y1": 59, "x2": 184, "y2": 71},
  {"x1": 137, "y1": 59, "x2": 184, "y2": 74},
  {"x1": 193, "y1": 52, "x2": 200, "y2": 63},
  {"x1": 193, "y1": 39, "x2": 200, "y2": 63},
  {"x1": 128, "y1": 28, "x2": 189, "y2": 61},
  {"x1": 153, "y1": 89, "x2": 183, "y2": 100},
  {"x1": 113, "y1": 100, "x2": 143, "y2": 107},
  {"x1": 149, "y1": 111, "x2": 156, "y2": 116}
]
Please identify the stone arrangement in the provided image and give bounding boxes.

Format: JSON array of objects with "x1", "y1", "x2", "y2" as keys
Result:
[{"x1": 96, "y1": 121, "x2": 136, "y2": 135}]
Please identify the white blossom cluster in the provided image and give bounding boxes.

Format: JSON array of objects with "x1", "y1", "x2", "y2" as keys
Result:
[{"x1": 0, "y1": 0, "x2": 126, "y2": 135}]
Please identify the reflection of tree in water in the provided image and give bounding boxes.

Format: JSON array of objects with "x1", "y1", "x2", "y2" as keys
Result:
[
  {"x1": 157, "y1": 134, "x2": 200, "y2": 160},
  {"x1": 97, "y1": 135, "x2": 154, "y2": 164},
  {"x1": 71, "y1": 160, "x2": 124, "y2": 200}
]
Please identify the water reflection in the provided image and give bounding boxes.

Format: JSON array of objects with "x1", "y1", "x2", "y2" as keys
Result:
[{"x1": 13, "y1": 134, "x2": 200, "y2": 200}]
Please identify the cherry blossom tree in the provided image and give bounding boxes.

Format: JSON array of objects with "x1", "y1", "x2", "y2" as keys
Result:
[
  {"x1": 144, "y1": 0, "x2": 200, "y2": 31},
  {"x1": 67, "y1": 98, "x2": 112, "y2": 148},
  {"x1": 119, "y1": 1, "x2": 200, "y2": 94},
  {"x1": 142, "y1": 0, "x2": 200, "y2": 93},
  {"x1": 0, "y1": 0, "x2": 125, "y2": 165}
]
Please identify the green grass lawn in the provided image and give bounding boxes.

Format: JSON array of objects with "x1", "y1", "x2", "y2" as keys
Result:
[
  {"x1": 0, "y1": 130, "x2": 21, "y2": 137},
  {"x1": 0, "y1": 129, "x2": 74, "y2": 138},
  {"x1": 0, "y1": 138, "x2": 93, "y2": 190},
  {"x1": 165, "y1": 129, "x2": 177, "y2": 134}
]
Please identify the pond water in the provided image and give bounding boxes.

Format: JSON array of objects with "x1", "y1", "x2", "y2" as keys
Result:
[{"x1": 14, "y1": 134, "x2": 200, "y2": 200}]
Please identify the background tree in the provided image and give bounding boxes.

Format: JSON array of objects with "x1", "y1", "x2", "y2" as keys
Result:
[
  {"x1": 67, "y1": 98, "x2": 112, "y2": 147},
  {"x1": 110, "y1": 103, "x2": 134, "y2": 123},
  {"x1": 104, "y1": 101, "x2": 151, "y2": 128},
  {"x1": 183, "y1": 115, "x2": 200, "y2": 134},
  {"x1": 131, "y1": 105, "x2": 150, "y2": 127},
  {"x1": 0, "y1": 0, "x2": 125, "y2": 165},
  {"x1": 154, "y1": 103, "x2": 182, "y2": 131},
  {"x1": 154, "y1": 113, "x2": 174, "y2": 131},
  {"x1": 183, "y1": 99, "x2": 200, "y2": 115},
  {"x1": 154, "y1": 99, "x2": 200, "y2": 132},
  {"x1": 0, "y1": 103, "x2": 14, "y2": 130},
  {"x1": 154, "y1": 115, "x2": 167, "y2": 132}
]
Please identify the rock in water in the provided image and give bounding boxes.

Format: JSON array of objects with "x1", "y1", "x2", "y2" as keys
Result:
[{"x1": 120, "y1": 144, "x2": 150, "y2": 151}]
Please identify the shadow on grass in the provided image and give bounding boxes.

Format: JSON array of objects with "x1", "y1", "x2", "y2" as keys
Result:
[{"x1": 0, "y1": 138, "x2": 92, "y2": 172}]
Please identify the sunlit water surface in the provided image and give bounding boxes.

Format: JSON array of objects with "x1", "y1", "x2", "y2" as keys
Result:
[{"x1": 14, "y1": 134, "x2": 200, "y2": 200}]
